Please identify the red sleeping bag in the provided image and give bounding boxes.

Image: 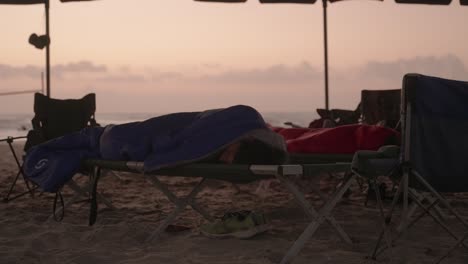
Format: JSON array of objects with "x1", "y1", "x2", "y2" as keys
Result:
[{"x1": 272, "y1": 124, "x2": 399, "y2": 154}]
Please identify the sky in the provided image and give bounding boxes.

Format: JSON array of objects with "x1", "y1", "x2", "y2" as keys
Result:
[{"x1": 0, "y1": 0, "x2": 467, "y2": 115}]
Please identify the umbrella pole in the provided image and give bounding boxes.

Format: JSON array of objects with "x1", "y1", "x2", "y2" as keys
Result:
[
  {"x1": 45, "y1": 0, "x2": 50, "y2": 97},
  {"x1": 322, "y1": 0, "x2": 329, "y2": 110}
]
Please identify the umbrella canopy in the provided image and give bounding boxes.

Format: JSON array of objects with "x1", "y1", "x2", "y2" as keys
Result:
[
  {"x1": 0, "y1": 0, "x2": 44, "y2": 3},
  {"x1": 396, "y1": 0, "x2": 467, "y2": 3},
  {"x1": 0, "y1": 0, "x2": 97, "y2": 97},
  {"x1": 195, "y1": 0, "x2": 381, "y2": 111},
  {"x1": 395, "y1": 0, "x2": 451, "y2": 3}
]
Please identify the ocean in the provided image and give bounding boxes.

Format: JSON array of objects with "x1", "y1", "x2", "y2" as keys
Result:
[{"x1": 0, "y1": 111, "x2": 317, "y2": 139}]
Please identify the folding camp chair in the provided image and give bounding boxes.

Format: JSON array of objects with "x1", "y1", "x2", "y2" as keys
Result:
[
  {"x1": 287, "y1": 90, "x2": 400, "y2": 129},
  {"x1": 84, "y1": 153, "x2": 357, "y2": 264},
  {"x1": 361, "y1": 89, "x2": 401, "y2": 130},
  {"x1": 307, "y1": 105, "x2": 362, "y2": 128},
  {"x1": 2, "y1": 93, "x2": 104, "y2": 205},
  {"x1": 351, "y1": 74, "x2": 468, "y2": 263},
  {"x1": 321, "y1": 106, "x2": 362, "y2": 126},
  {"x1": 316, "y1": 89, "x2": 401, "y2": 129}
]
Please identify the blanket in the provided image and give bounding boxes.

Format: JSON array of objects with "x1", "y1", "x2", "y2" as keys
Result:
[
  {"x1": 273, "y1": 125, "x2": 400, "y2": 154},
  {"x1": 24, "y1": 105, "x2": 287, "y2": 192}
]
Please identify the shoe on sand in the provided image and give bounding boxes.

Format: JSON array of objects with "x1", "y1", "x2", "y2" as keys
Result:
[{"x1": 200, "y1": 211, "x2": 269, "y2": 239}]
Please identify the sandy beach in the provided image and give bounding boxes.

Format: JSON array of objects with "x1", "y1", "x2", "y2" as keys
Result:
[{"x1": 1, "y1": 142, "x2": 467, "y2": 264}]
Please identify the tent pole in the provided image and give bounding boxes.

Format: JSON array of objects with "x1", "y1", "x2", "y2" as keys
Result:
[
  {"x1": 45, "y1": 0, "x2": 50, "y2": 97},
  {"x1": 322, "y1": 0, "x2": 329, "y2": 110}
]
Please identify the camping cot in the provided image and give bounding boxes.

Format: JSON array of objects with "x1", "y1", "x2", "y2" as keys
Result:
[
  {"x1": 83, "y1": 155, "x2": 356, "y2": 264},
  {"x1": 79, "y1": 112, "x2": 399, "y2": 263}
]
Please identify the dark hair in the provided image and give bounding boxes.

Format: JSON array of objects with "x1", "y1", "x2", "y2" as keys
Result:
[{"x1": 233, "y1": 139, "x2": 287, "y2": 164}]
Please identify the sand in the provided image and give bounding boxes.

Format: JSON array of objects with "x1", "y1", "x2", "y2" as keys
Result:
[{"x1": 1, "y1": 142, "x2": 467, "y2": 264}]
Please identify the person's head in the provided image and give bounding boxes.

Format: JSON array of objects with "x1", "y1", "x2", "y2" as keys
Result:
[{"x1": 232, "y1": 138, "x2": 288, "y2": 164}]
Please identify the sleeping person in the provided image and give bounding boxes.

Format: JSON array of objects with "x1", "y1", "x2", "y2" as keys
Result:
[{"x1": 24, "y1": 105, "x2": 288, "y2": 192}]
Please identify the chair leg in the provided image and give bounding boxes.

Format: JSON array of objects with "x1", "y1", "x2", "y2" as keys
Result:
[
  {"x1": 370, "y1": 174, "x2": 405, "y2": 259},
  {"x1": 373, "y1": 171, "x2": 468, "y2": 260},
  {"x1": 397, "y1": 191, "x2": 448, "y2": 233},
  {"x1": 3, "y1": 172, "x2": 39, "y2": 202},
  {"x1": 3, "y1": 170, "x2": 24, "y2": 202},
  {"x1": 371, "y1": 178, "x2": 394, "y2": 259},
  {"x1": 412, "y1": 171, "x2": 468, "y2": 229},
  {"x1": 3, "y1": 139, "x2": 35, "y2": 202},
  {"x1": 436, "y1": 232, "x2": 468, "y2": 264},
  {"x1": 375, "y1": 189, "x2": 468, "y2": 260},
  {"x1": 406, "y1": 191, "x2": 468, "y2": 250},
  {"x1": 411, "y1": 171, "x2": 468, "y2": 262}
]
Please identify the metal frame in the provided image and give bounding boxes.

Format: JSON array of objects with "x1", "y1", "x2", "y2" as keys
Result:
[{"x1": 87, "y1": 162, "x2": 355, "y2": 264}]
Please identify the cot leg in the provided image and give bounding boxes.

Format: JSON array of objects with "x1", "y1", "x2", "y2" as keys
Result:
[
  {"x1": 280, "y1": 217, "x2": 325, "y2": 264},
  {"x1": 277, "y1": 173, "x2": 355, "y2": 264},
  {"x1": 146, "y1": 175, "x2": 213, "y2": 222},
  {"x1": 145, "y1": 176, "x2": 211, "y2": 242}
]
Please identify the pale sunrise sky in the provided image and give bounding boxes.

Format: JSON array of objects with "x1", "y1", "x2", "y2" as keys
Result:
[{"x1": 0, "y1": 0, "x2": 467, "y2": 114}]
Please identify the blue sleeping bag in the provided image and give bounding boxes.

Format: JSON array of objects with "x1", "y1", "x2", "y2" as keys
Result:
[{"x1": 24, "y1": 105, "x2": 285, "y2": 192}]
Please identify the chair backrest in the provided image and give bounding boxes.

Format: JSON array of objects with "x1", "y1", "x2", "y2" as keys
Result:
[
  {"x1": 315, "y1": 104, "x2": 361, "y2": 127},
  {"x1": 24, "y1": 93, "x2": 98, "y2": 151},
  {"x1": 401, "y1": 74, "x2": 468, "y2": 192},
  {"x1": 361, "y1": 89, "x2": 401, "y2": 129}
]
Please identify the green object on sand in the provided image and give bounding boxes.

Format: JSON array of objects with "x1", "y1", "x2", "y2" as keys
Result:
[{"x1": 200, "y1": 211, "x2": 269, "y2": 239}]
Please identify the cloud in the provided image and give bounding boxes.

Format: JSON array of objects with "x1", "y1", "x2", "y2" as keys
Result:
[
  {"x1": 96, "y1": 74, "x2": 146, "y2": 83},
  {"x1": 359, "y1": 54, "x2": 468, "y2": 81},
  {"x1": 0, "y1": 61, "x2": 108, "y2": 80},
  {"x1": 0, "y1": 64, "x2": 42, "y2": 79},
  {"x1": 2, "y1": 55, "x2": 467, "y2": 113},
  {"x1": 202, "y1": 63, "x2": 222, "y2": 69},
  {"x1": 53, "y1": 61, "x2": 107, "y2": 78},
  {"x1": 4, "y1": 55, "x2": 465, "y2": 88},
  {"x1": 150, "y1": 71, "x2": 185, "y2": 82},
  {"x1": 197, "y1": 61, "x2": 322, "y2": 85}
]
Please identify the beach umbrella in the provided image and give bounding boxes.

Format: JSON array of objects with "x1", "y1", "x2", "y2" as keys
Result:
[
  {"x1": 0, "y1": 0, "x2": 97, "y2": 97},
  {"x1": 195, "y1": 0, "x2": 381, "y2": 111}
]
